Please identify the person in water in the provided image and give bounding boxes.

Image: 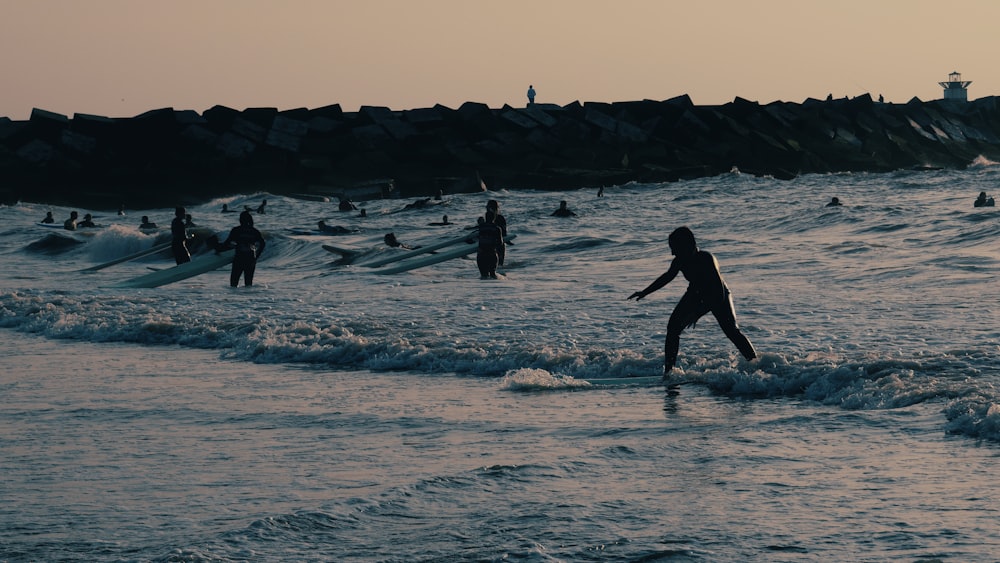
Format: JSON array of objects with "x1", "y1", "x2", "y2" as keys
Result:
[
  {"x1": 974, "y1": 191, "x2": 995, "y2": 207},
  {"x1": 139, "y1": 216, "x2": 158, "y2": 230},
  {"x1": 256, "y1": 199, "x2": 268, "y2": 214},
  {"x1": 221, "y1": 203, "x2": 237, "y2": 213},
  {"x1": 826, "y1": 197, "x2": 843, "y2": 207},
  {"x1": 627, "y1": 226, "x2": 757, "y2": 376},
  {"x1": 317, "y1": 220, "x2": 354, "y2": 234},
  {"x1": 78, "y1": 213, "x2": 97, "y2": 228},
  {"x1": 551, "y1": 200, "x2": 577, "y2": 217},
  {"x1": 220, "y1": 211, "x2": 266, "y2": 287},
  {"x1": 171, "y1": 206, "x2": 191, "y2": 265},
  {"x1": 428, "y1": 215, "x2": 451, "y2": 226},
  {"x1": 41, "y1": 211, "x2": 55, "y2": 224},
  {"x1": 474, "y1": 211, "x2": 504, "y2": 279},
  {"x1": 339, "y1": 198, "x2": 358, "y2": 211},
  {"x1": 486, "y1": 200, "x2": 508, "y2": 266},
  {"x1": 63, "y1": 211, "x2": 79, "y2": 231},
  {"x1": 184, "y1": 214, "x2": 197, "y2": 228},
  {"x1": 384, "y1": 233, "x2": 414, "y2": 250}
]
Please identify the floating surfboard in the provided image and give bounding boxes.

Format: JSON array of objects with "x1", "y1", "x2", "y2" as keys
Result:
[
  {"x1": 373, "y1": 235, "x2": 515, "y2": 275},
  {"x1": 112, "y1": 250, "x2": 235, "y2": 288},
  {"x1": 322, "y1": 243, "x2": 364, "y2": 257},
  {"x1": 79, "y1": 241, "x2": 172, "y2": 272},
  {"x1": 579, "y1": 376, "x2": 694, "y2": 387},
  {"x1": 359, "y1": 232, "x2": 475, "y2": 268},
  {"x1": 580, "y1": 376, "x2": 665, "y2": 386}
]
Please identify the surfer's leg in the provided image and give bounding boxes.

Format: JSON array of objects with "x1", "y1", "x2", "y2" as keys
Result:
[
  {"x1": 664, "y1": 293, "x2": 707, "y2": 374},
  {"x1": 244, "y1": 260, "x2": 257, "y2": 287},
  {"x1": 230, "y1": 260, "x2": 243, "y2": 287},
  {"x1": 712, "y1": 292, "x2": 756, "y2": 361}
]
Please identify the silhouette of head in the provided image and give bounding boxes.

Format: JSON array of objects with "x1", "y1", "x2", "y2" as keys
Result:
[
  {"x1": 239, "y1": 211, "x2": 253, "y2": 227},
  {"x1": 668, "y1": 226, "x2": 697, "y2": 257}
]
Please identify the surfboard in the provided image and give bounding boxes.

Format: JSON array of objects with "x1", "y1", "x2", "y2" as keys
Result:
[
  {"x1": 359, "y1": 232, "x2": 475, "y2": 268},
  {"x1": 373, "y1": 235, "x2": 515, "y2": 275},
  {"x1": 322, "y1": 243, "x2": 364, "y2": 257},
  {"x1": 112, "y1": 250, "x2": 235, "y2": 288},
  {"x1": 79, "y1": 241, "x2": 172, "y2": 272},
  {"x1": 580, "y1": 376, "x2": 665, "y2": 386}
]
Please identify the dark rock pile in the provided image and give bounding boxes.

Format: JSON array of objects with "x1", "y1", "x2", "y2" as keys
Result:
[{"x1": 2, "y1": 93, "x2": 999, "y2": 209}]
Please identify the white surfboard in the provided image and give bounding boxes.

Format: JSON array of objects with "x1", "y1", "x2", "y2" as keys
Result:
[
  {"x1": 79, "y1": 241, "x2": 172, "y2": 272},
  {"x1": 372, "y1": 235, "x2": 515, "y2": 275},
  {"x1": 112, "y1": 250, "x2": 235, "y2": 288},
  {"x1": 359, "y1": 232, "x2": 475, "y2": 268},
  {"x1": 579, "y1": 376, "x2": 664, "y2": 386}
]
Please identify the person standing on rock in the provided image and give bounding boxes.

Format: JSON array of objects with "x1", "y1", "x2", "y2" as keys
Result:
[{"x1": 527, "y1": 85, "x2": 536, "y2": 106}]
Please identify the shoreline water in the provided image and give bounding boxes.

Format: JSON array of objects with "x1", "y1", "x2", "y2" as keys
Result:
[
  {"x1": 3, "y1": 167, "x2": 1000, "y2": 560},
  {"x1": 3, "y1": 331, "x2": 999, "y2": 561}
]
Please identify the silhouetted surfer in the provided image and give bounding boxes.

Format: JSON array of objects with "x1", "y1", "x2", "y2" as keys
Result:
[
  {"x1": 171, "y1": 206, "x2": 191, "y2": 265},
  {"x1": 475, "y1": 211, "x2": 504, "y2": 279},
  {"x1": 628, "y1": 226, "x2": 757, "y2": 376},
  {"x1": 220, "y1": 211, "x2": 266, "y2": 287}
]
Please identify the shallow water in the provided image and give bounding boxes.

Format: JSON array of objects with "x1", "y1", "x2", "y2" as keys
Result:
[{"x1": 2, "y1": 164, "x2": 1000, "y2": 560}]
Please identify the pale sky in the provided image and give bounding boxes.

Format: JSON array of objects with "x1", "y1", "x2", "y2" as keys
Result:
[{"x1": 1, "y1": 0, "x2": 996, "y2": 120}]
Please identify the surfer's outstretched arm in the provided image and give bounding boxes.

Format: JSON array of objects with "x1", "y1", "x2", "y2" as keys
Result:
[{"x1": 628, "y1": 261, "x2": 679, "y2": 301}]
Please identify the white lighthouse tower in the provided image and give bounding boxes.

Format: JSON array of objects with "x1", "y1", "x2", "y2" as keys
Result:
[{"x1": 939, "y1": 71, "x2": 971, "y2": 102}]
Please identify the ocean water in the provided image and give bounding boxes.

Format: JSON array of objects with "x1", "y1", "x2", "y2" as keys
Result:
[{"x1": 2, "y1": 163, "x2": 999, "y2": 561}]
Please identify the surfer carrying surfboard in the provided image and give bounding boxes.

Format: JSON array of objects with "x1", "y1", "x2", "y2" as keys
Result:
[{"x1": 627, "y1": 226, "x2": 756, "y2": 376}]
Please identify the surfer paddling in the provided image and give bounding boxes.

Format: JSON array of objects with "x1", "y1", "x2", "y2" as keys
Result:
[{"x1": 627, "y1": 226, "x2": 757, "y2": 376}]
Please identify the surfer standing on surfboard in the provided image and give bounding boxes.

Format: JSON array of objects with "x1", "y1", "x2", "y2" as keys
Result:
[{"x1": 627, "y1": 226, "x2": 756, "y2": 376}]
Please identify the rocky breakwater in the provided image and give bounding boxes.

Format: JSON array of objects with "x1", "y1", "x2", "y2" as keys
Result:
[{"x1": 2, "y1": 94, "x2": 1000, "y2": 208}]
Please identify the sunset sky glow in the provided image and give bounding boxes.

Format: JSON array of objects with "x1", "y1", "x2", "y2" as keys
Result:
[{"x1": 2, "y1": 0, "x2": 997, "y2": 120}]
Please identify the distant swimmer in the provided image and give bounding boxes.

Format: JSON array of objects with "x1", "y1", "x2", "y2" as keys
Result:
[
  {"x1": 171, "y1": 206, "x2": 191, "y2": 265},
  {"x1": 826, "y1": 197, "x2": 843, "y2": 207},
  {"x1": 597, "y1": 186, "x2": 605, "y2": 197},
  {"x1": 627, "y1": 226, "x2": 757, "y2": 377},
  {"x1": 63, "y1": 211, "x2": 79, "y2": 231},
  {"x1": 41, "y1": 211, "x2": 55, "y2": 224},
  {"x1": 339, "y1": 198, "x2": 358, "y2": 211},
  {"x1": 551, "y1": 200, "x2": 577, "y2": 217},
  {"x1": 117, "y1": 204, "x2": 126, "y2": 216},
  {"x1": 318, "y1": 220, "x2": 355, "y2": 234},
  {"x1": 220, "y1": 210, "x2": 266, "y2": 287},
  {"x1": 221, "y1": 203, "x2": 237, "y2": 213},
  {"x1": 77, "y1": 213, "x2": 98, "y2": 228},
  {"x1": 256, "y1": 199, "x2": 267, "y2": 214},
  {"x1": 359, "y1": 209, "x2": 367, "y2": 218},
  {"x1": 974, "y1": 191, "x2": 995, "y2": 207},
  {"x1": 384, "y1": 232, "x2": 414, "y2": 250},
  {"x1": 403, "y1": 198, "x2": 433, "y2": 210},
  {"x1": 475, "y1": 211, "x2": 504, "y2": 279},
  {"x1": 139, "y1": 216, "x2": 158, "y2": 230},
  {"x1": 428, "y1": 215, "x2": 451, "y2": 226}
]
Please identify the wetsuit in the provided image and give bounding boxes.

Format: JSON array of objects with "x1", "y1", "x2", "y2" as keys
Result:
[
  {"x1": 492, "y1": 212, "x2": 508, "y2": 266},
  {"x1": 662, "y1": 250, "x2": 756, "y2": 371},
  {"x1": 222, "y1": 224, "x2": 266, "y2": 287},
  {"x1": 476, "y1": 221, "x2": 504, "y2": 279},
  {"x1": 171, "y1": 216, "x2": 191, "y2": 265}
]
